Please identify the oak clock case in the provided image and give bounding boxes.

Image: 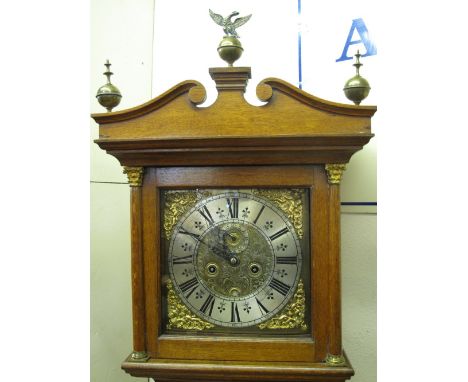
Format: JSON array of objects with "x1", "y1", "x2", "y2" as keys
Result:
[
  {"x1": 92, "y1": 64, "x2": 376, "y2": 382},
  {"x1": 161, "y1": 188, "x2": 310, "y2": 334}
]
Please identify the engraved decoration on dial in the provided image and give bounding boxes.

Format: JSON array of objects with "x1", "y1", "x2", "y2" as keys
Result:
[{"x1": 168, "y1": 191, "x2": 302, "y2": 328}]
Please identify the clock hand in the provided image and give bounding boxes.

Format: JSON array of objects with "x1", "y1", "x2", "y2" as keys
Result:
[
  {"x1": 205, "y1": 226, "x2": 237, "y2": 262},
  {"x1": 179, "y1": 227, "x2": 238, "y2": 263},
  {"x1": 212, "y1": 242, "x2": 239, "y2": 264},
  {"x1": 219, "y1": 230, "x2": 239, "y2": 265},
  {"x1": 196, "y1": 234, "x2": 234, "y2": 262},
  {"x1": 208, "y1": 242, "x2": 232, "y2": 261}
]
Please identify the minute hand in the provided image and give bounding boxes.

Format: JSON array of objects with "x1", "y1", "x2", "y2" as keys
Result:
[
  {"x1": 179, "y1": 227, "x2": 232, "y2": 262},
  {"x1": 209, "y1": 243, "x2": 233, "y2": 261}
]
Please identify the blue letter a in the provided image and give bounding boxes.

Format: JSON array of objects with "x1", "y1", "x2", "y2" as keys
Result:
[{"x1": 336, "y1": 18, "x2": 377, "y2": 62}]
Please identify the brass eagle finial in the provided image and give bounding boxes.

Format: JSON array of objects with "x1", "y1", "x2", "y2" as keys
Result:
[{"x1": 209, "y1": 9, "x2": 252, "y2": 38}]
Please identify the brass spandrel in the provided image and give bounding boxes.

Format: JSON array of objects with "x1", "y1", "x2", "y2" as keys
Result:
[
  {"x1": 163, "y1": 190, "x2": 214, "y2": 239},
  {"x1": 258, "y1": 279, "x2": 307, "y2": 330},
  {"x1": 252, "y1": 189, "x2": 304, "y2": 239},
  {"x1": 163, "y1": 191, "x2": 198, "y2": 239},
  {"x1": 166, "y1": 280, "x2": 215, "y2": 330}
]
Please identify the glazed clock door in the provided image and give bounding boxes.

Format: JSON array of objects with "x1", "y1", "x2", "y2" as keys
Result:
[{"x1": 139, "y1": 165, "x2": 331, "y2": 364}]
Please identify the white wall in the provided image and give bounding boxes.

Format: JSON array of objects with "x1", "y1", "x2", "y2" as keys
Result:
[
  {"x1": 91, "y1": 1, "x2": 155, "y2": 381},
  {"x1": 342, "y1": 213, "x2": 377, "y2": 382},
  {"x1": 91, "y1": 2, "x2": 376, "y2": 382}
]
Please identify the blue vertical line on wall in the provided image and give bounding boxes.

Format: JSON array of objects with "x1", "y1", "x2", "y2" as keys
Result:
[{"x1": 297, "y1": 0, "x2": 303, "y2": 89}]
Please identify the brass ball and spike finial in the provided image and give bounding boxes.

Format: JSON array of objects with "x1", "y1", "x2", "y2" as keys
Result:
[
  {"x1": 209, "y1": 9, "x2": 252, "y2": 67},
  {"x1": 343, "y1": 51, "x2": 371, "y2": 105},
  {"x1": 96, "y1": 60, "x2": 122, "y2": 112}
]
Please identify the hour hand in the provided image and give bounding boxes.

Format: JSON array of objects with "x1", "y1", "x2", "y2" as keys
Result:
[
  {"x1": 209, "y1": 243, "x2": 232, "y2": 261},
  {"x1": 213, "y1": 246, "x2": 239, "y2": 266},
  {"x1": 207, "y1": 236, "x2": 233, "y2": 261},
  {"x1": 209, "y1": 232, "x2": 238, "y2": 264}
]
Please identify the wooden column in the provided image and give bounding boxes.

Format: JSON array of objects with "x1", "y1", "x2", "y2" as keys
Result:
[
  {"x1": 123, "y1": 166, "x2": 149, "y2": 362},
  {"x1": 325, "y1": 164, "x2": 347, "y2": 366}
]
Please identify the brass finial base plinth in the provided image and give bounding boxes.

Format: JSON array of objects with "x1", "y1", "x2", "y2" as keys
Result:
[
  {"x1": 217, "y1": 36, "x2": 243, "y2": 67},
  {"x1": 130, "y1": 351, "x2": 149, "y2": 362},
  {"x1": 325, "y1": 353, "x2": 346, "y2": 366}
]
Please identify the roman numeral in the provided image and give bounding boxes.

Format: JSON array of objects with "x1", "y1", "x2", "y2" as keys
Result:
[
  {"x1": 199, "y1": 294, "x2": 215, "y2": 316},
  {"x1": 178, "y1": 228, "x2": 200, "y2": 241},
  {"x1": 179, "y1": 277, "x2": 199, "y2": 298},
  {"x1": 269, "y1": 227, "x2": 289, "y2": 241},
  {"x1": 253, "y1": 205, "x2": 265, "y2": 224},
  {"x1": 231, "y1": 302, "x2": 241, "y2": 322},
  {"x1": 227, "y1": 197, "x2": 239, "y2": 218},
  {"x1": 269, "y1": 278, "x2": 291, "y2": 296},
  {"x1": 198, "y1": 205, "x2": 214, "y2": 226},
  {"x1": 172, "y1": 254, "x2": 193, "y2": 265},
  {"x1": 256, "y1": 297, "x2": 269, "y2": 315},
  {"x1": 276, "y1": 256, "x2": 297, "y2": 265}
]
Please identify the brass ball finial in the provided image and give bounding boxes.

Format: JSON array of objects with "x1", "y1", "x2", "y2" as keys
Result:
[
  {"x1": 209, "y1": 9, "x2": 251, "y2": 67},
  {"x1": 217, "y1": 36, "x2": 244, "y2": 66},
  {"x1": 96, "y1": 60, "x2": 122, "y2": 112},
  {"x1": 343, "y1": 51, "x2": 371, "y2": 105}
]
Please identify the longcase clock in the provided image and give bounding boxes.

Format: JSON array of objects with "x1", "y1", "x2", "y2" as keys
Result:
[{"x1": 92, "y1": 66, "x2": 376, "y2": 381}]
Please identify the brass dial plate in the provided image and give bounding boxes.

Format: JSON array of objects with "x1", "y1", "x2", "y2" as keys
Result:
[{"x1": 167, "y1": 191, "x2": 302, "y2": 328}]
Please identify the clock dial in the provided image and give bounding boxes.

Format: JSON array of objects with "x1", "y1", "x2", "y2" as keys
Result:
[{"x1": 168, "y1": 191, "x2": 302, "y2": 328}]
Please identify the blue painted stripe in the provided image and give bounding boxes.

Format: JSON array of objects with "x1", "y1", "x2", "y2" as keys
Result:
[
  {"x1": 297, "y1": 0, "x2": 302, "y2": 89},
  {"x1": 341, "y1": 202, "x2": 377, "y2": 206}
]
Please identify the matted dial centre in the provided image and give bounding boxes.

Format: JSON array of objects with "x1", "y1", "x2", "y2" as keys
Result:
[{"x1": 196, "y1": 221, "x2": 273, "y2": 299}]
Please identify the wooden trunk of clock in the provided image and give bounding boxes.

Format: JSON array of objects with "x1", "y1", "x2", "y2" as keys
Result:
[{"x1": 93, "y1": 67, "x2": 376, "y2": 382}]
